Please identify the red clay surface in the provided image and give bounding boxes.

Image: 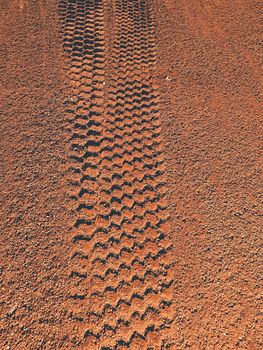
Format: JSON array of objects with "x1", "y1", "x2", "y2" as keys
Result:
[
  {"x1": 0, "y1": 0, "x2": 262, "y2": 349},
  {"x1": 155, "y1": 0, "x2": 262, "y2": 349},
  {"x1": 0, "y1": 1, "x2": 72, "y2": 348}
]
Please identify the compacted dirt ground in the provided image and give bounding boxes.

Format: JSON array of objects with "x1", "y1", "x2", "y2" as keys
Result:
[
  {"x1": 0, "y1": 0, "x2": 262, "y2": 349},
  {"x1": 154, "y1": 1, "x2": 262, "y2": 348}
]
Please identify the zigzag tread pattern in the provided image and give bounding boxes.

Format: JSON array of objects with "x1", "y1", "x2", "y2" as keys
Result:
[{"x1": 58, "y1": 0, "x2": 175, "y2": 348}]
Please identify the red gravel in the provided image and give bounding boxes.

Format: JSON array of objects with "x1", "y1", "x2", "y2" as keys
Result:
[
  {"x1": 0, "y1": 0, "x2": 262, "y2": 349},
  {"x1": 0, "y1": 1, "x2": 72, "y2": 348},
  {"x1": 155, "y1": 0, "x2": 262, "y2": 348}
]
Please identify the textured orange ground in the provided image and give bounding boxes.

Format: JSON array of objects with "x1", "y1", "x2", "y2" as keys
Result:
[
  {"x1": 155, "y1": 1, "x2": 262, "y2": 349},
  {"x1": 0, "y1": 1, "x2": 72, "y2": 348},
  {"x1": 0, "y1": 0, "x2": 262, "y2": 349}
]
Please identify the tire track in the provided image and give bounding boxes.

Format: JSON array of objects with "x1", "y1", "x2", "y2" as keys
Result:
[{"x1": 59, "y1": 0, "x2": 175, "y2": 348}]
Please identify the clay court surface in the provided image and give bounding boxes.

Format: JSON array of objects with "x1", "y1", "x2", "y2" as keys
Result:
[{"x1": 0, "y1": 0, "x2": 262, "y2": 349}]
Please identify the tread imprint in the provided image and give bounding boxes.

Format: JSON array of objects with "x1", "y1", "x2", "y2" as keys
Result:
[{"x1": 59, "y1": 0, "x2": 175, "y2": 348}]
